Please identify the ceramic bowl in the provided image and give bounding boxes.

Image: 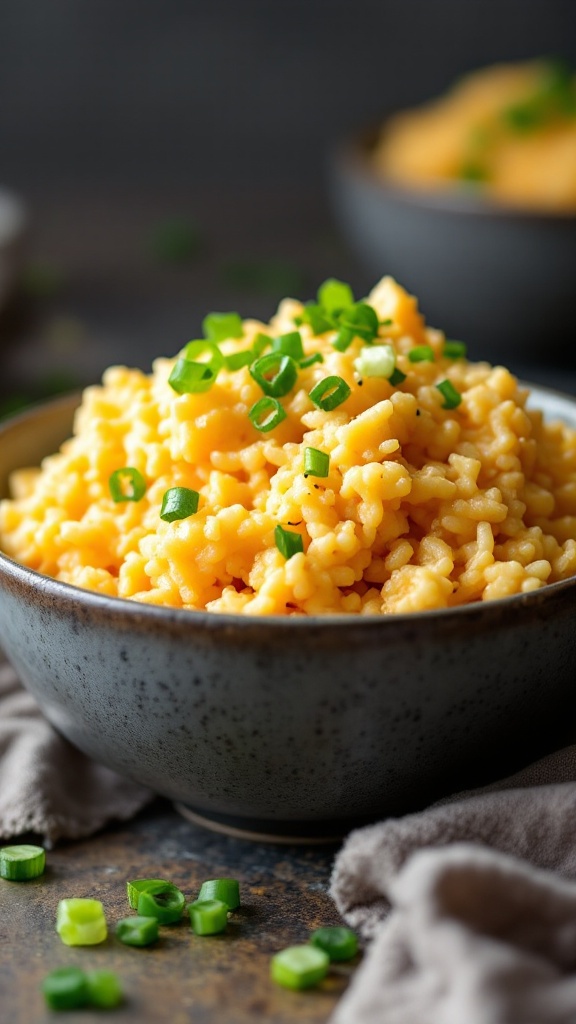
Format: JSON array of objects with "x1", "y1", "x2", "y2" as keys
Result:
[
  {"x1": 329, "y1": 130, "x2": 576, "y2": 367},
  {"x1": 1, "y1": 389, "x2": 576, "y2": 840}
]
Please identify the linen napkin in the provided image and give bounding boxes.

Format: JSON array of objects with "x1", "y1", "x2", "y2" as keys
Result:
[
  {"x1": 330, "y1": 750, "x2": 576, "y2": 1024},
  {"x1": 0, "y1": 652, "x2": 153, "y2": 844}
]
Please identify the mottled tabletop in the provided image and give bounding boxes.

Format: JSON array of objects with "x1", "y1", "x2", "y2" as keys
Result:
[{"x1": 0, "y1": 801, "x2": 353, "y2": 1022}]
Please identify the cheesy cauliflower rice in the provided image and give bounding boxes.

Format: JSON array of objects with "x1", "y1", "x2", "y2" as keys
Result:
[{"x1": 2, "y1": 276, "x2": 576, "y2": 616}]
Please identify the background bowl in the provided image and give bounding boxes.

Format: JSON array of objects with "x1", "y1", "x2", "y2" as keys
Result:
[
  {"x1": 329, "y1": 129, "x2": 576, "y2": 367},
  {"x1": 2, "y1": 390, "x2": 576, "y2": 839}
]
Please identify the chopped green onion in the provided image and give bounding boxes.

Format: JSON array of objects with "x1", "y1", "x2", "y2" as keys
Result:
[
  {"x1": 332, "y1": 328, "x2": 355, "y2": 352},
  {"x1": 317, "y1": 278, "x2": 354, "y2": 314},
  {"x1": 127, "y1": 877, "x2": 169, "y2": 910},
  {"x1": 56, "y1": 898, "x2": 108, "y2": 946},
  {"x1": 275, "y1": 524, "x2": 304, "y2": 559},
  {"x1": 304, "y1": 447, "x2": 330, "y2": 478},
  {"x1": 444, "y1": 340, "x2": 467, "y2": 359},
  {"x1": 309, "y1": 375, "x2": 351, "y2": 411},
  {"x1": 408, "y1": 345, "x2": 435, "y2": 363},
  {"x1": 252, "y1": 333, "x2": 272, "y2": 358},
  {"x1": 248, "y1": 397, "x2": 287, "y2": 432},
  {"x1": 502, "y1": 99, "x2": 544, "y2": 132},
  {"x1": 436, "y1": 379, "x2": 462, "y2": 409},
  {"x1": 42, "y1": 968, "x2": 89, "y2": 1011},
  {"x1": 354, "y1": 344, "x2": 396, "y2": 379},
  {"x1": 458, "y1": 161, "x2": 489, "y2": 183},
  {"x1": 0, "y1": 844, "x2": 45, "y2": 881},
  {"x1": 250, "y1": 352, "x2": 298, "y2": 398},
  {"x1": 297, "y1": 303, "x2": 335, "y2": 334},
  {"x1": 272, "y1": 331, "x2": 304, "y2": 360},
  {"x1": 224, "y1": 350, "x2": 254, "y2": 371},
  {"x1": 85, "y1": 971, "x2": 123, "y2": 1009},
  {"x1": 389, "y1": 367, "x2": 407, "y2": 386},
  {"x1": 309, "y1": 926, "x2": 358, "y2": 961},
  {"x1": 108, "y1": 467, "x2": 146, "y2": 503},
  {"x1": 299, "y1": 352, "x2": 324, "y2": 368},
  {"x1": 181, "y1": 339, "x2": 225, "y2": 373},
  {"x1": 270, "y1": 945, "x2": 329, "y2": 990},
  {"x1": 168, "y1": 357, "x2": 217, "y2": 394},
  {"x1": 380, "y1": 318, "x2": 393, "y2": 326},
  {"x1": 160, "y1": 486, "x2": 200, "y2": 522},
  {"x1": 116, "y1": 915, "x2": 159, "y2": 947},
  {"x1": 202, "y1": 312, "x2": 244, "y2": 343},
  {"x1": 137, "y1": 882, "x2": 186, "y2": 924},
  {"x1": 188, "y1": 898, "x2": 229, "y2": 936},
  {"x1": 197, "y1": 878, "x2": 240, "y2": 911},
  {"x1": 336, "y1": 302, "x2": 379, "y2": 342}
]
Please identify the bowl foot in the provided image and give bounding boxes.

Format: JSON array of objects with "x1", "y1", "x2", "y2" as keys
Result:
[{"x1": 173, "y1": 802, "x2": 352, "y2": 845}]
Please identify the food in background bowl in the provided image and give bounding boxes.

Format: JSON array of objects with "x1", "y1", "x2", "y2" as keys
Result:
[
  {"x1": 373, "y1": 59, "x2": 576, "y2": 212},
  {"x1": 1, "y1": 276, "x2": 576, "y2": 616}
]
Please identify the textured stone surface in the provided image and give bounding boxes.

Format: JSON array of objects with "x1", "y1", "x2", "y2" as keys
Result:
[{"x1": 0, "y1": 801, "x2": 353, "y2": 1022}]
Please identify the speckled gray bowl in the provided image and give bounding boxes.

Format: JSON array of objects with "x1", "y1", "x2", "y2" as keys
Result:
[
  {"x1": 329, "y1": 130, "x2": 576, "y2": 366},
  {"x1": 1, "y1": 390, "x2": 576, "y2": 839}
]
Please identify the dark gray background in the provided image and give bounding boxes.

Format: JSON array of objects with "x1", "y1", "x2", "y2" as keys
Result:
[
  {"x1": 1, "y1": 0, "x2": 575, "y2": 396},
  {"x1": 2, "y1": 0, "x2": 576, "y2": 190}
]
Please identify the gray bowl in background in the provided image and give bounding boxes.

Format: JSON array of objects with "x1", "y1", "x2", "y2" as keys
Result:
[
  {"x1": 1, "y1": 391, "x2": 576, "y2": 839},
  {"x1": 329, "y1": 131, "x2": 576, "y2": 367}
]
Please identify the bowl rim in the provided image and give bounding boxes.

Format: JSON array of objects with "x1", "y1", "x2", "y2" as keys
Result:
[
  {"x1": 1, "y1": 385, "x2": 576, "y2": 634},
  {"x1": 332, "y1": 127, "x2": 576, "y2": 224}
]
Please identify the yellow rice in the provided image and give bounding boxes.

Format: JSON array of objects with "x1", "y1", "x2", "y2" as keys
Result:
[{"x1": 1, "y1": 276, "x2": 576, "y2": 615}]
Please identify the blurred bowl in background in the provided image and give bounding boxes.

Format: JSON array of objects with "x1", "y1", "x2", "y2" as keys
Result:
[
  {"x1": 0, "y1": 186, "x2": 27, "y2": 316},
  {"x1": 329, "y1": 129, "x2": 576, "y2": 366}
]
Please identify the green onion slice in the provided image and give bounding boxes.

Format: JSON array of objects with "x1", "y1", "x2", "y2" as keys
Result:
[
  {"x1": 168, "y1": 357, "x2": 218, "y2": 394},
  {"x1": 224, "y1": 350, "x2": 254, "y2": 371},
  {"x1": 85, "y1": 971, "x2": 123, "y2": 1009},
  {"x1": 252, "y1": 333, "x2": 272, "y2": 358},
  {"x1": 42, "y1": 968, "x2": 89, "y2": 1011},
  {"x1": 272, "y1": 331, "x2": 304, "y2": 360},
  {"x1": 197, "y1": 878, "x2": 240, "y2": 911},
  {"x1": 436, "y1": 379, "x2": 463, "y2": 409},
  {"x1": 0, "y1": 844, "x2": 45, "y2": 881},
  {"x1": 408, "y1": 345, "x2": 435, "y2": 363},
  {"x1": 332, "y1": 328, "x2": 355, "y2": 352},
  {"x1": 299, "y1": 352, "x2": 324, "y2": 368},
  {"x1": 250, "y1": 352, "x2": 298, "y2": 398},
  {"x1": 309, "y1": 375, "x2": 351, "y2": 411},
  {"x1": 309, "y1": 926, "x2": 358, "y2": 961},
  {"x1": 188, "y1": 898, "x2": 229, "y2": 935},
  {"x1": 275, "y1": 524, "x2": 304, "y2": 560},
  {"x1": 297, "y1": 303, "x2": 334, "y2": 334},
  {"x1": 303, "y1": 447, "x2": 330, "y2": 478},
  {"x1": 336, "y1": 302, "x2": 379, "y2": 342},
  {"x1": 202, "y1": 311, "x2": 244, "y2": 342},
  {"x1": 160, "y1": 486, "x2": 200, "y2": 523},
  {"x1": 270, "y1": 945, "x2": 329, "y2": 990},
  {"x1": 354, "y1": 344, "x2": 396, "y2": 379},
  {"x1": 127, "y1": 877, "x2": 169, "y2": 910},
  {"x1": 116, "y1": 915, "x2": 159, "y2": 947},
  {"x1": 248, "y1": 396, "x2": 287, "y2": 432},
  {"x1": 444, "y1": 340, "x2": 467, "y2": 359},
  {"x1": 56, "y1": 898, "x2": 108, "y2": 946},
  {"x1": 389, "y1": 367, "x2": 407, "y2": 386},
  {"x1": 137, "y1": 882, "x2": 186, "y2": 925},
  {"x1": 181, "y1": 339, "x2": 225, "y2": 373},
  {"x1": 317, "y1": 278, "x2": 354, "y2": 315},
  {"x1": 108, "y1": 467, "x2": 146, "y2": 503}
]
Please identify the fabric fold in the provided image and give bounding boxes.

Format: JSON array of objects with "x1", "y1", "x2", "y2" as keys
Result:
[{"x1": 0, "y1": 655, "x2": 153, "y2": 844}]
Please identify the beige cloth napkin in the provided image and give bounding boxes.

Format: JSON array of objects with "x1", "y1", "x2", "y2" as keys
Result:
[
  {"x1": 0, "y1": 653, "x2": 153, "y2": 844},
  {"x1": 330, "y1": 751, "x2": 576, "y2": 1024}
]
